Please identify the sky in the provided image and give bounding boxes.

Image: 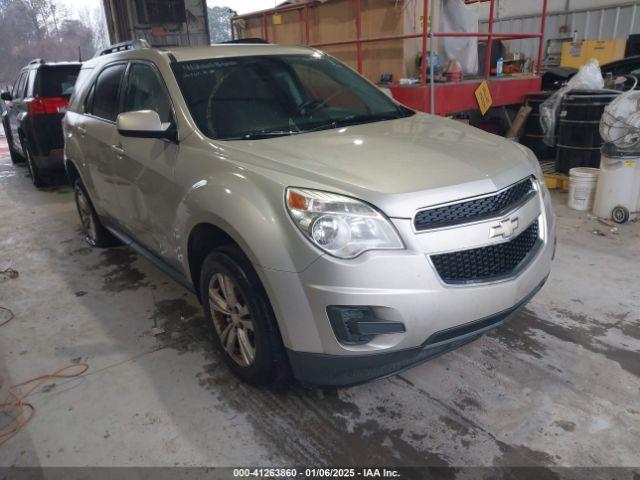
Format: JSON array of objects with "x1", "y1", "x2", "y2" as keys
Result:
[
  {"x1": 56, "y1": 0, "x2": 100, "y2": 19},
  {"x1": 58, "y1": 0, "x2": 279, "y2": 17}
]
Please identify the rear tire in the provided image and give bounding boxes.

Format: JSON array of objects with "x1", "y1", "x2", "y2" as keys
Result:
[
  {"x1": 73, "y1": 178, "x2": 120, "y2": 248},
  {"x1": 23, "y1": 142, "x2": 46, "y2": 188},
  {"x1": 199, "y1": 245, "x2": 290, "y2": 386}
]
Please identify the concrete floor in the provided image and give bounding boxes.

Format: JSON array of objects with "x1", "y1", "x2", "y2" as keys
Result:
[{"x1": 0, "y1": 137, "x2": 639, "y2": 469}]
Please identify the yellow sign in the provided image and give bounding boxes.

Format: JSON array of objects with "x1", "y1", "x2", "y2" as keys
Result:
[
  {"x1": 475, "y1": 81, "x2": 493, "y2": 115},
  {"x1": 419, "y1": 15, "x2": 430, "y2": 30},
  {"x1": 624, "y1": 160, "x2": 636, "y2": 167},
  {"x1": 273, "y1": 14, "x2": 282, "y2": 25}
]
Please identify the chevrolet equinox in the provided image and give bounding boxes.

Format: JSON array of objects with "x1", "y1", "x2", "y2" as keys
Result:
[{"x1": 63, "y1": 41, "x2": 555, "y2": 386}]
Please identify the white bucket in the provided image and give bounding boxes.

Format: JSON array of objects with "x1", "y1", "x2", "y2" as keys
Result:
[{"x1": 568, "y1": 167, "x2": 600, "y2": 211}]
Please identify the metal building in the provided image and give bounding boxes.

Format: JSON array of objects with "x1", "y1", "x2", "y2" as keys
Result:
[
  {"x1": 102, "y1": 0, "x2": 211, "y2": 47},
  {"x1": 480, "y1": 1, "x2": 640, "y2": 68}
]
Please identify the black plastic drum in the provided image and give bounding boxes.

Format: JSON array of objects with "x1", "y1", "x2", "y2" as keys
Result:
[
  {"x1": 556, "y1": 89, "x2": 620, "y2": 174},
  {"x1": 520, "y1": 91, "x2": 555, "y2": 160}
]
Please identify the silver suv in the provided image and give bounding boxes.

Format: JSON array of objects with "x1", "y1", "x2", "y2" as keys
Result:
[{"x1": 64, "y1": 41, "x2": 555, "y2": 386}]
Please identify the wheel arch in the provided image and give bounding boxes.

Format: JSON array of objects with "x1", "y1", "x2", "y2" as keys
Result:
[
  {"x1": 64, "y1": 157, "x2": 81, "y2": 186},
  {"x1": 187, "y1": 222, "x2": 241, "y2": 298}
]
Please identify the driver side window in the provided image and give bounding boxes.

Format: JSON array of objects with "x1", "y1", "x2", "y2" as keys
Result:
[{"x1": 122, "y1": 63, "x2": 172, "y2": 123}]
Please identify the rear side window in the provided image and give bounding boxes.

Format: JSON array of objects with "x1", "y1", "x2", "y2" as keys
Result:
[
  {"x1": 84, "y1": 84, "x2": 96, "y2": 113},
  {"x1": 90, "y1": 63, "x2": 126, "y2": 121},
  {"x1": 69, "y1": 67, "x2": 94, "y2": 111},
  {"x1": 36, "y1": 66, "x2": 81, "y2": 98},
  {"x1": 13, "y1": 72, "x2": 27, "y2": 99},
  {"x1": 10, "y1": 74, "x2": 21, "y2": 97},
  {"x1": 21, "y1": 71, "x2": 32, "y2": 97}
]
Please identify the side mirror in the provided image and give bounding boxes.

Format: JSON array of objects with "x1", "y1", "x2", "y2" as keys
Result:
[
  {"x1": 116, "y1": 110, "x2": 178, "y2": 142},
  {"x1": 1, "y1": 91, "x2": 12, "y2": 101}
]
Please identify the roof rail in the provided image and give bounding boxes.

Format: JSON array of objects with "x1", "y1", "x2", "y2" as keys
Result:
[
  {"x1": 28, "y1": 59, "x2": 45, "y2": 65},
  {"x1": 95, "y1": 39, "x2": 151, "y2": 58},
  {"x1": 222, "y1": 38, "x2": 270, "y2": 44}
]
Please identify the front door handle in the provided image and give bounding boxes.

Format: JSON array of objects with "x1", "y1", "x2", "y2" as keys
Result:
[
  {"x1": 76, "y1": 126, "x2": 87, "y2": 135},
  {"x1": 111, "y1": 144, "x2": 125, "y2": 156}
]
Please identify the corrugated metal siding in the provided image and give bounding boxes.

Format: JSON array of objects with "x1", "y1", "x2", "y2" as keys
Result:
[{"x1": 479, "y1": 2, "x2": 640, "y2": 60}]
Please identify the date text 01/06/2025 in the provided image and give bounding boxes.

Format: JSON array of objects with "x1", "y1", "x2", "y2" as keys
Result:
[{"x1": 232, "y1": 468, "x2": 401, "y2": 478}]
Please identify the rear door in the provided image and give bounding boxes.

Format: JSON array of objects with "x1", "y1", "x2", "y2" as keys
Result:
[
  {"x1": 82, "y1": 62, "x2": 127, "y2": 220},
  {"x1": 113, "y1": 61, "x2": 180, "y2": 265}
]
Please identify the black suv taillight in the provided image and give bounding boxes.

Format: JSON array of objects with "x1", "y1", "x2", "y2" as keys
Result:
[{"x1": 28, "y1": 97, "x2": 69, "y2": 115}]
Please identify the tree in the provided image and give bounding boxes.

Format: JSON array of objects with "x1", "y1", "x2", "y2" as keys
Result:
[
  {"x1": 0, "y1": 0, "x2": 108, "y2": 85},
  {"x1": 208, "y1": 6, "x2": 235, "y2": 44},
  {"x1": 79, "y1": 3, "x2": 110, "y2": 54}
]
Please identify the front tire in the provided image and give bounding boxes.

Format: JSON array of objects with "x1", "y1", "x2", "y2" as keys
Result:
[
  {"x1": 73, "y1": 178, "x2": 120, "y2": 248},
  {"x1": 200, "y1": 245, "x2": 289, "y2": 385},
  {"x1": 3, "y1": 122, "x2": 25, "y2": 164},
  {"x1": 9, "y1": 147, "x2": 23, "y2": 164}
]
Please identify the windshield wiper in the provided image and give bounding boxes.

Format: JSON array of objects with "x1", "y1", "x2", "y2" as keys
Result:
[
  {"x1": 300, "y1": 112, "x2": 408, "y2": 134},
  {"x1": 222, "y1": 111, "x2": 411, "y2": 140},
  {"x1": 224, "y1": 130, "x2": 299, "y2": 140}
]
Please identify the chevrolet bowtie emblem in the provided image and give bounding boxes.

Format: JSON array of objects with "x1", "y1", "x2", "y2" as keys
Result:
[{"x1": 489, "y1": 217, "x2": 519, "y2": 239}]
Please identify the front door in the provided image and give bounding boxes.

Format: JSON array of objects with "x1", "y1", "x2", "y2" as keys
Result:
[
  {"x1": 113, "y1": 61, "x2": 180, "y2": 267},
  {"x1": 7, "y1": 70, "x2": 28, "y2": 153}
]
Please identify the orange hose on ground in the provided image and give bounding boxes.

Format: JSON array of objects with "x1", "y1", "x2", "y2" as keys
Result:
[
  {"x1": 0, "y1": 307, "x2": 13, "y2": 328},
  {"x1": 0, "y1": 363, "x2": 89, "y2": 446}
]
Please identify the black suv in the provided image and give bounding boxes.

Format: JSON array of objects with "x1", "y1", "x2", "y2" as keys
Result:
[{"x1": 1, "y1": 59, "x2": 81, "y2": 187}]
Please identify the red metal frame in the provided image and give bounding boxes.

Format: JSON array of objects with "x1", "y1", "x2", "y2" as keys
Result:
[{"x1": 231, "y1": 0, "x2": 548, "y2": 115}]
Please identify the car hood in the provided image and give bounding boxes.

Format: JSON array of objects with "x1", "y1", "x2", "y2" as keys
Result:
[{"x1": 221, "y1": 113, "x2": 536, "y2": 218}]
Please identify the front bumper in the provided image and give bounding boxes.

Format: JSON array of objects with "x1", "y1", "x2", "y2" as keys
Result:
[
  {"x1": 259, "y1": 187, "x2": 555, "y2": 385},
  {"x1": 287, "y1": 278, "x2": 546, "y2": 387}
]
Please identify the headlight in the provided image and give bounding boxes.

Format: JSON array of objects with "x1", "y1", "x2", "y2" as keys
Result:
[
  {"x1": 521, "y1": 145, "x2": 544, "y2": 181},
  {"x1": 285, "y1": 188, "x2": 404, "y2": 259},
  {"x1": 525, "y1": 150, "x2": 550, "y2": 198}
]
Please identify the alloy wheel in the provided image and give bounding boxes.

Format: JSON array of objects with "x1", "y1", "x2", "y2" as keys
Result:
[
  {"x1": 208, "y1": 273, "x2": 256, "y2": 367},
  {"x1": 75, "y1": 186, "x2": 97, "y2": 242}
]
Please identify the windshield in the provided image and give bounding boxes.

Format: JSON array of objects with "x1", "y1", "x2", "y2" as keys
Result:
[{"x1": 173, "y1": 53, "x2": 414, "y2": 140}]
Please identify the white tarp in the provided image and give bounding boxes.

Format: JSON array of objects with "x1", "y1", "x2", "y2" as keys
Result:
[
  {"x1": 540, "y1": 59, "x2": 605, "y2": 146},
  {"x1": 440, "y1": 0, "x2": 479, "y2": 75}
]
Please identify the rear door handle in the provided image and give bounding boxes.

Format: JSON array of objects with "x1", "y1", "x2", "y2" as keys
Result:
[
  {"x1": 76, "y1": 126, "x2": 87, "y2": 136},
  {"x1": 111, "y1": 144, "x2": 125, "y2": 156}
]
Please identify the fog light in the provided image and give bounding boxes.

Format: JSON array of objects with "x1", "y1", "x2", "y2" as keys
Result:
[{"x1": 327, "y1": 306, "x2": 405, "y2": 345}]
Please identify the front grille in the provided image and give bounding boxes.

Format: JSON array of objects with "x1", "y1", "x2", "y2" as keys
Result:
[
  {"x1": 414, "y1": 177, "x2": 535, "y2": 231},
  {"x1": 431, "y1": 220, "x2": 540, "y2": 284}
]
